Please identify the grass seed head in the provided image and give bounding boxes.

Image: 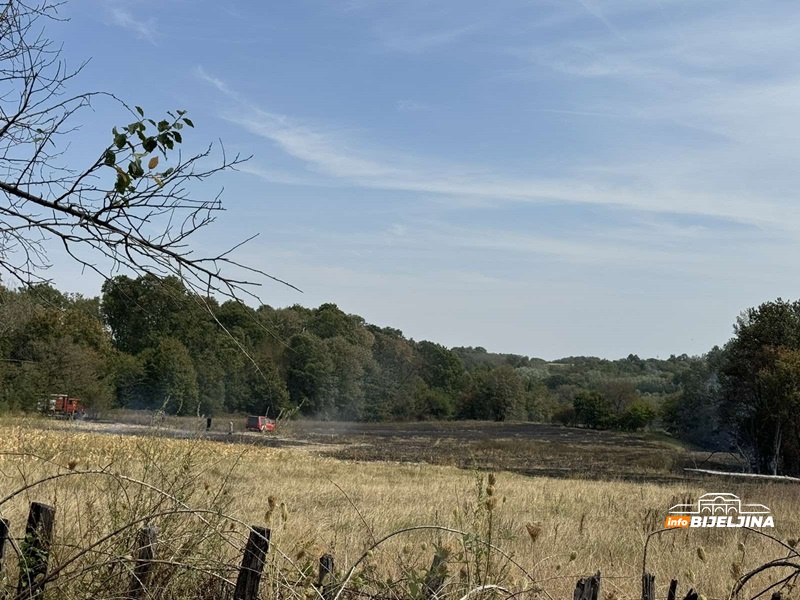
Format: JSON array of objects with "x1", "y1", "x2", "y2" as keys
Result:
[
  {"x1": 697, "y1": 546, "x2": 706, "y2": 562},
  {"x1": 525, "y1": 522, "x2": 542, "y2": 544}
]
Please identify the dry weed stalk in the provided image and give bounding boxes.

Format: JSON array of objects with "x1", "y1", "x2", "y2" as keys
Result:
[{"x1": 1, "y1": 424, "x2": 800, "y2": 600}]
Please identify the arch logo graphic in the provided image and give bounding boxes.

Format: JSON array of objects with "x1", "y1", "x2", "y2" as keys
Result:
[{"x1": 664, "y1": 493, "x2": 774, "y2": 528}]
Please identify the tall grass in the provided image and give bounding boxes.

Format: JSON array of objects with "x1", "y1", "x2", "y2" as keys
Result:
[{"x1": 0, "y1": 420, "x2": 798, "y2": 599}]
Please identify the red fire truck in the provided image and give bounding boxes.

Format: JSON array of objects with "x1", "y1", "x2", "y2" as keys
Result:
[
  {"x1": 245, "y1": 415, "x2": 275, "y2": 432},
  {"x1": 40, "y1": 394, "x2": 86, "y2": 418}
]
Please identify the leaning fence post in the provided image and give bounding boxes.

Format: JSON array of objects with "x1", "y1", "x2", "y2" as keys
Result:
[
  {"x1": 667, "y1": 580, "x2": 678, "y2": 600},
  {"x1": 424, "y1": 549, "x2": 448, "y2": 598},
  {"x1": 234, "y1": 526, "x2": 270, "y2": 600},
  {"x1": 573, "y1": 571, "x2": 601, "y2": 600},
  {"x1": 642, "y1": 572, "x2": 655, "y2": 600},
  {"x1": 128, "y1": 525, "x2": 158, "y2": 599},
  {"x1": 16, "y1": 502, "x2": 55, "y2": 600},
  {"x1": 318, "y1": 554, "x2": 335, "y2": 600},
  {"x1": 770, "y1": 593, "x2": 783, "y2": 600},
  {"x1": 0, "y1": 518, "x2": 9, "y2": 573},
  {"x1": 682, "y1": 590, "x2": 699, "y2": 600}
]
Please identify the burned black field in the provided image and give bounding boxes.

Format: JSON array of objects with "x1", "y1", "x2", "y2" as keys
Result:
[
  {"x1": 76, "y1": 416, "x2": 743, "y2": 484},
  {"x1": 285, "y1": 420, "x2": 739, "y2": 483}
]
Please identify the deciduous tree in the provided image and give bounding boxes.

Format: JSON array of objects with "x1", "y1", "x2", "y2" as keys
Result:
[
  {"x1": 720, "y1": 299, "x2": 800, "y2": 475},
  {"x1": 0, "y1": 1, "x2": 292, "y2": 300}
]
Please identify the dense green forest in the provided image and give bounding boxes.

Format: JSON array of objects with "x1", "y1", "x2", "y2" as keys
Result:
[
  {"x1": 0, "y1": 275, "x2": 695, "y2": 424},
  {"x1": 3, "y1": 276, "x2": 800, "y2": 476}
]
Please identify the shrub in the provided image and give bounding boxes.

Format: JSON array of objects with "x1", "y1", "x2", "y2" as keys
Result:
[
  {"x1": 551, "y1": 404, "x2": 576, "y2": 426},
  {"x1": 573, "y1": 391, "x2": 614, "y2": 429},
  {"x1": 616, "y1": 401, "x2": 657, "y2": 431}
]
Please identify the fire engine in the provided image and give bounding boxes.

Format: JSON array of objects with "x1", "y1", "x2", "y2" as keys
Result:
[
  {"x1": 40, "y1": 394, "x2": 86, "y2": 418},
  {"x1": 245, "y1": 415, "x2": 275, "y2": 432}
]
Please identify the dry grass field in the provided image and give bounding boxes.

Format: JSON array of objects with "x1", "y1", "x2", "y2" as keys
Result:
[{"x1": 1, "y1": 418, "x2": 798, "y2": 599}]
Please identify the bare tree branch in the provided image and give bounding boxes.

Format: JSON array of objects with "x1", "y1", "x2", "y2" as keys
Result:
[{"x1": 0, "y1": 0, "x2": 298, "y2": 300}]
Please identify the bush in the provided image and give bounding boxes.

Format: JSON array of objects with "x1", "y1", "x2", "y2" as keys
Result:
[
  {"x1": 551, "y1": 404, "x2": 576, "y2": 426},
  {"x1": 414, "y1": 385, "x2": 455, "y2": 419},
  {"x1": 616, "y1": 401, "x2": 657, "y2": 431},
  {"x1": 573, "y1": 391, "x2": 614, "y2": 429}
]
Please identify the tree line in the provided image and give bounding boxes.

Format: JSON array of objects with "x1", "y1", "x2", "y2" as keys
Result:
[
  {"x1": 2, "y1": 277, "x2": 800, "y2": 475},
  {"x1": 0, "y1": 275, "x2": 689, "y2": 423}
]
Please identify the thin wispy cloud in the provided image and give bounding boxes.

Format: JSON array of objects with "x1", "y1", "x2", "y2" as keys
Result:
[
  {"x1": 396, "y1": 100, "x2": 433, "y2": 113},
  {"x1": 195, "y1": 70, "x2": 800, "y2": 233},
  {"x1": 247, "y1": 217, "x2": 790, "y2": 287},
  {"x1": 107, "y1": 5, "x2": 158, "y2": 43},
  {"x1": 234, "y1": 164, "x2": 329, "y2": 188},
  {"x1": 62, "y1": 0, "x2": 800, "y2": 358},
  {"x1": 574, "y1": 0, "x2": 624, "y2": 38},
  {"x1": 194, "y1": 66, "x2": 237, "y2": 97},
  {"x1": 374, "y1": 24, "x2": 477, "y2": 54}
]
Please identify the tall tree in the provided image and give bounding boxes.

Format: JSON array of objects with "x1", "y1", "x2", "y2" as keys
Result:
[
  {"x1": 416, "y1": 341, "x2": 464, "y2": 394},
  {"x1": 459, "y1": 366, "x2": 525, "y2": 421},
  {"x1": 720, "y1": 299, "x2": 800, "y2": 475},
  {"x1": 285, "y1": 332, "x2": 334, "y2": 415},
  {"x1": 140, "y1": 337, "x2": 198, "y2": 414},
  {"x1": 101, "y1": 275, "x2": 192, "y2": 355},
  {"x1": 0, "y1": 1, "x2": 292, "y2": 300}
]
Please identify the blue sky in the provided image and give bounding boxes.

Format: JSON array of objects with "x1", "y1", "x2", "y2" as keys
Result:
[{"x1": 41, "y1": 0, "x2": 800, "y2": 359}]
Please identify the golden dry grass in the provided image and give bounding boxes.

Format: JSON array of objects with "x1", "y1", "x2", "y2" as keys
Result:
[{"x1": 0, "y1": 419, "x2": 798, "y2": 599}]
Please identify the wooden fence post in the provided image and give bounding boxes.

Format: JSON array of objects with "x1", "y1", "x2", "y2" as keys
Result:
[
  {"x1": 424, "y1": 550, "x2": 448, "y2": 599},
  {"x1": 642, "y1": 572, "x2": 655, "y2": 600},
  {"x1": 128, "y1": 525, "x2": 158, "y2": 599},
  {"x1": 318, "y1": 554, "x2": 335, "y2": 600},
  {"x1": 16, "y1": 502, "x2": 55, "y2": 600},
  {"x1": 667, "y1": 579, "x2": 678, "y2": 600},
  {"x1": 771, "y1": 593, "x2": 782, "y2": 600},
  {"x1": 574, "y1": 571, "x2": 601, "y2": 600},
  {"x1": 0, "y1": 518, "x2": 9, "y2": 573},
  {"x1": 682, "y1": 589, "x2": 698, "y2": 600},
  {"x1": 234, "y1": 526, "x2": 270, "y2": 600}
]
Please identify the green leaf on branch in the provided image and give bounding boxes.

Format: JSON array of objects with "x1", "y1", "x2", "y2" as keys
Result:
[
  {"x1": 114, "y1": 170, "x2": 130, "y2": 193},
  {"x1": 127, "y1": 159, "x2": 144, "y2": 178},
  {"x1": 158, "y1": 133, "x2": 174, "y2": 150}
]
